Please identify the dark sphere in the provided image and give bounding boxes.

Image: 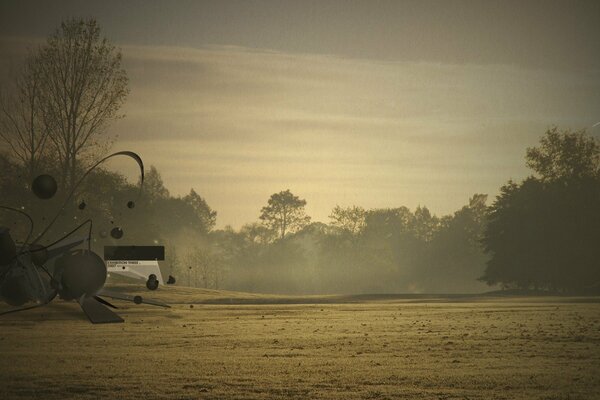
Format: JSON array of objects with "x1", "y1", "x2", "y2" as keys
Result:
[
  {"x1": 127, "y1": 201, "x2": 135, "y2": 209},
  {"x1": 146, "y1": 277, "x2": 159, "y2": 290},
  {"x1": 78, "y1": 201, "x2": 86, "y2": 210},
  {"x1": 110, "y1": 227, "x2": 124, "y2": 239},
  {"x1": 32, "y1": 174, "x2": 57, "y2": 200},
  {"x1": 133, "y1": 295, "x2": 143, "y2": 304},
  {"x1": 55, "y1": 250, "x2": 106, "y2": 300},
  {"x1": 29, "y1": 244, "x2": 48, "y2": 267}
]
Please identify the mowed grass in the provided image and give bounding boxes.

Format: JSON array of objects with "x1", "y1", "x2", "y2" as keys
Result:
[{"x1": 1, "y1": 285, "x2": 599, "y2": 400}]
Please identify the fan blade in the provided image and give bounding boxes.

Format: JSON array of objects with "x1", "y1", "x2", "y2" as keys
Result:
[
  {"x1": 78, "y1": 296, "x2": 123, "y2": 324},
  {"x1": 94, "y1": 295, "x2": 118, "y2": 309},
  {"x1": 0, "y1": 302, "x2": 45, "y2": 317},
  {"x1": 46, "y1": 237, "x2": 85, "y2": 260},
  {"x1": 98, "y1": 289, "x2": 170, "y2": 308}
]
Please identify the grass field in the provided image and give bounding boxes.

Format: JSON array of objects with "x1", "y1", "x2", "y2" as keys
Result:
[{"x1": 1, "y1": 285, "x2": 599, "y2": 399}]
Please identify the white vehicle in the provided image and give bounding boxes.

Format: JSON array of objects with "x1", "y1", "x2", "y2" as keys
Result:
[{"x1": 104, "y1": 246, "x2": 168, "y2": 290}]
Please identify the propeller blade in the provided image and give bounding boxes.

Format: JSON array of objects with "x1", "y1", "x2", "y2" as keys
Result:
[
  {"x1": 0, "y1": 302, "x2": 45, "y2": 317},
  {"x1": 46, "y1": 237, "x2": 85, "y2": 260},
  {"x1": 78, "y1": 296, "x2": 123, "y2": 324},
  {"x1": 94, "y1": 295, "x2": 119, "y2": 309},
  {"x1": 98, "y1": 289, "x2": 170, "y2": 308}
]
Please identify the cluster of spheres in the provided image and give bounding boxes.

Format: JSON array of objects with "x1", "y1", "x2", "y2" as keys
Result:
[
  {"x1": 27, "y1": 172, "x2": 136, "y2": 301},
  {"x1": 2, "y1": 151, "x2": 145, "y2": 308},
  {"x1": 32, "y1": 174, "x2": 131, "y2": 241}
]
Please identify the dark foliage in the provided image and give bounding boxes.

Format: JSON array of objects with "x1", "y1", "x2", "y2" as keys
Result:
[{"x1": 481, "y1": 128, "x2": 600, "y2": 293}]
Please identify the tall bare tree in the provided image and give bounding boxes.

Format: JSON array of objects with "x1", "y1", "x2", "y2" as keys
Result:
[
  {"x1": 35, "y1": 18, "x2": 129, "y2": 190},
  {"x1": 0, "y1": 58, "x2": 50, "y2": 180}
]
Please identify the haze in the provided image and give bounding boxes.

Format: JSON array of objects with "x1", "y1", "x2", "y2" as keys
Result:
[{"x1": 1, "y1": 0, "x2": 599, "y2": 227}]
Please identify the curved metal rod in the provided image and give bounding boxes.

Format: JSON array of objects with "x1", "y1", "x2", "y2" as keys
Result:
[
  {"x1": 39, "y1": 218, "x2": 93, "y2": 252},
  {"x1": 0, "y1": 205, "x2": 34, "y2": 251},
  {"x1": 1, "y1": 220, "x2": 93, "y2": 304},
  {"x1": 11, "y1": 219, "x2": 93, "y2": 264},
  {"x1": 31, "y1": 151, "x2": 144, "y2": 245}
]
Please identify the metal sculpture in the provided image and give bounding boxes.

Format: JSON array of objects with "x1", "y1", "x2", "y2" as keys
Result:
[{"x1": 0, "y1": 152, "x2": 170, "y2": 323}]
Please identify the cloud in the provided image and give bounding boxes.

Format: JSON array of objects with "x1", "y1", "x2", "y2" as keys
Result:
[{"x1": 2, "y1": 37, "x2": 599, "y2": 226}]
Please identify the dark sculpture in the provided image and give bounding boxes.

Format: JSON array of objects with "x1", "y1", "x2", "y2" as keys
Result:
[{"x1": 0, "y1": 152, "x2": 170, "y2": 323}]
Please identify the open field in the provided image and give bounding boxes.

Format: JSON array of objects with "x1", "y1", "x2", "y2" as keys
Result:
[{"x1": 1, "y1": 285, "x2": 600, "y2": 399}]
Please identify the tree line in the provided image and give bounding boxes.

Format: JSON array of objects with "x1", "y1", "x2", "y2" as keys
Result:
[{"x1": 1, "y1": 18, "x2": 598, "y2": 294}]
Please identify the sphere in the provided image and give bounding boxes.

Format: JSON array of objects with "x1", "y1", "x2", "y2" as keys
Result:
[
  {"x1": 146, "y1": 277, "x2": 159, "y2": 290},
  {"x1": 78, "y1": 201, "x2": 86, "y2": 210},
  {"x1": 110, "y1": 227, "x2": 124, "y2": 239},
  {"x1": 55, "y1": 250, "x2": 106, "y2": 300},
  {"x1": 127, "y1": 201, "x2": 135, "y2": 209},
  {"x1": 32, "y1": 174, "x2": 57, "y2": 200},
  {"x1": 133, "y1": 295, "x2": 143, "y2": 304}
]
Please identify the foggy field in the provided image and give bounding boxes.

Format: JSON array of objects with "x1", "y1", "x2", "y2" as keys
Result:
[{"x1": 1, "y1": 286, "x2": 600, "y2": 400}]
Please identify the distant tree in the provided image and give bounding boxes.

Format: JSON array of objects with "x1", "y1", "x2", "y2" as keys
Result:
[
  {"x1": 240, "y1": 222, "x2": 275, "y2": 244},
  {"x1": 165, "y1": 244, "x2": 181, "y2": 283},
  {"x1": 526, "y1": 127, "x2": 600, "y2": 180},
  {"x1": 410, "y1": 206, "x2": 439, "y2": 242},
  {"x1": 328, "y1": 205, "x2": 366, "y2": 235},
  {"x1": 32, "y1": 18, "x2": 129, "y2": 190},
  {"x1": 183, "y1": 189, "x2": 217, "y2": 232},
  {"x1": 184, "y1": 248, "x2": 224, "y2": 289},
  {"x1": 186, "y1": 248, "x2": 210, "y2": 288},
  {"x1": 361, "y1": 207, "x2": 417, "y2": 287},
  {"x1": 143, "y1": 166, "x2": 170, "y2": 200},
  {"x1": 362, "y1": 207, "x2": 413, "y2": 240},
  {"x1": 482, "y1": 129, "x2": 600, "y2": 292},
  {"x1": 422, "y1": 194, "x2": 489, "y2": 293},
  {"x1": 259, "y1": 189, "x2": 311, "y2": 240}
]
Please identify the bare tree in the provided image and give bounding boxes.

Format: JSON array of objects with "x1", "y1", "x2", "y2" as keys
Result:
[
  {"x1": 183, "y1": 247, "x2": 227, "y2": 289},
  {"x1": 34, "y1": 18, "x2": 129, "y2": 190},
  {"x1": 185, "y1": 248, "x2": 213, "y2": 288},
  {"x1": 0, "y1": 58, "x2": 50, "y2": 180}
]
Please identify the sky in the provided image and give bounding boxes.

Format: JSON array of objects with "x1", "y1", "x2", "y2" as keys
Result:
[{"x1": 1, "y1": 0, "x2": 599, "y2": 228}]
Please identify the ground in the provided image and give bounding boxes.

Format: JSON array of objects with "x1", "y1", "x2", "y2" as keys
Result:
[{"x1": 1, "y1": 285, "x2": 599, "y2": 399}]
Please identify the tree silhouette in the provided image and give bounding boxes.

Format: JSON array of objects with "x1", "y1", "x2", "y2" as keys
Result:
[
  {"x1": 526, "y1": 127, "x2": 600, "y2": 180},
  {"x1": 184, "y1": 189, "x2": 217, "y2": 233},
  {"x1": 143, "y1": 166, "x2": 170, "y2": 200},
  {"x1": 32, "y1": 18, "x2": 128, "y2": 190},
  {"x1": 329, "y1": 205, "x2": 366, "y2": 235},
  {"x1": 482, "y1": 129, "x2": 600, "y2": 292},
  {"x1": 0, "y1": 57, "x2": 50, "y2": 180},
  {"x1": 259, "y1": 189, "x2": 311, "y2": 240}
]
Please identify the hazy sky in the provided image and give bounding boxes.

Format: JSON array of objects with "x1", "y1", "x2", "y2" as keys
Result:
[{"x1": 1, "y1": 1, "x2": 599, "y2": 227}]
